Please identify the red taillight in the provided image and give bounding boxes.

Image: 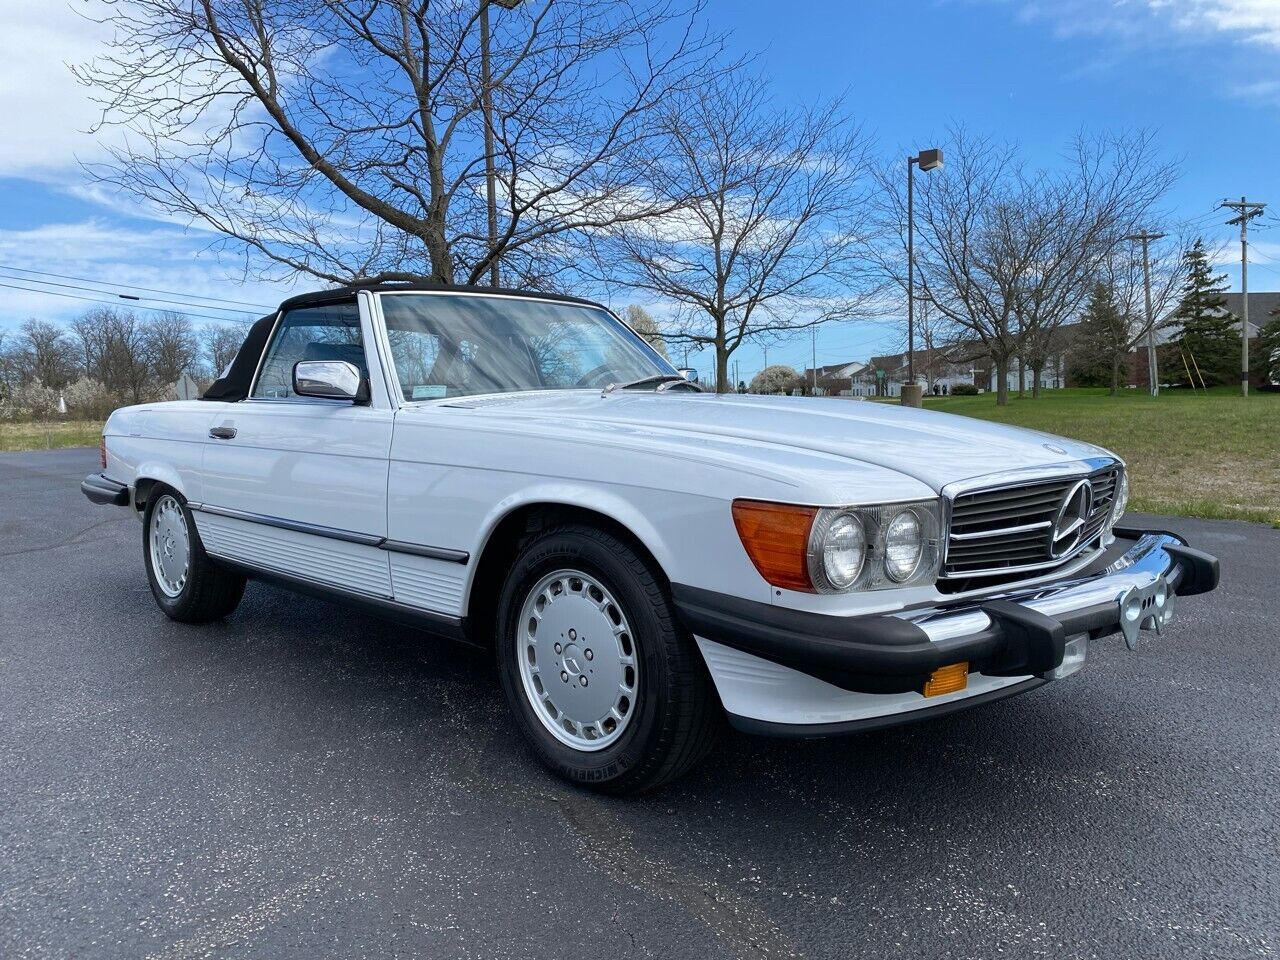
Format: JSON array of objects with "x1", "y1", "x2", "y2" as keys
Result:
[
  {"x1": 99, "y1": 435, "x2": 107, "y2": 471},
  {"x1": 731, "y1": 500, "x2": 817, "y2": 591}
]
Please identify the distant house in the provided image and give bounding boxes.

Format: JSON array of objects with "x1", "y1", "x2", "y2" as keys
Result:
[
  {"x1": 1137, "y1": 292, "x2": 1273, "y2": 388},
  {"x1": 801, "y1": 360, "x2": 868, "y2": 396},
  {"x1": 803, "y1": 349, "x2": 978, "y2": 398},
  {"x1": 1153, "y1": 292, "x2": 1270, "y2": 345}
]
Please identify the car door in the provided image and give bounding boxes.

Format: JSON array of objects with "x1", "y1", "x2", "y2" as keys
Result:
[{"x1": 194, "y1": 297, "x2": 395, "y2": 599}]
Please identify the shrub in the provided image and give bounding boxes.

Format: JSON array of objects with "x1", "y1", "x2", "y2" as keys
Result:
[
  {"x1": 63, "y1": 377, "x2": 117, "y2": 421},
  {"x1": 950, "y1": 382, "x2": 979, "y2": 396},
  {"x1": 1, "y1": 379, "x2": 60, "y2": 421}
]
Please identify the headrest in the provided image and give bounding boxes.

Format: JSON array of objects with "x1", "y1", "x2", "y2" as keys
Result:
[{"x1": 303, "y1": 342, "x2": 366, "y2": 367}]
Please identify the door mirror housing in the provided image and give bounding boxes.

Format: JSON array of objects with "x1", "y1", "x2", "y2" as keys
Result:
[
  {"x1": 292, "y1": 360, "x2": 369, "y2": 403},
  {"x1": 677, "y1": 367, "x2": 699, "y2": 383}
]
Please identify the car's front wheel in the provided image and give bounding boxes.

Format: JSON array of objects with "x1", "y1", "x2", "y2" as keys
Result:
[
  {"x1": 143, "y1": 488, "x2": 246, "y2": 623},
  {"x1": 495, "y1": 524, "x2": 719, "y2": 794}
]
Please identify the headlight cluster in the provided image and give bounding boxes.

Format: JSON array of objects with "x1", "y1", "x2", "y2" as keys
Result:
[
  {"x1": 732, "y1": 498, "x2": 944, "y2": 594},
  {"x1": 804, "y1": 501, "x2": 942, "y2": 594},
  {"x1": 1111, "y1": 468, "x2": 1129, "y2": 523}
]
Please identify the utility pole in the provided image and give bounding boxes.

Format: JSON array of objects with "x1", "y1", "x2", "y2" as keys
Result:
[
  {"x1": 811, "y1": 327, "x2": 817, "y2": 395},
  {"x1": 1125, "y1": 230, "x2": 1167, "y2": 396},
  {"x1": 1222, "y1": 197, "x2": 1266, "y2": 397},
  {"x1": 480, "y1": 0, "x2": 524, "y2": 288}
]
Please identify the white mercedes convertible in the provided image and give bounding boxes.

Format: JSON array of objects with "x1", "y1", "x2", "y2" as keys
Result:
[{"x1": 82, "y1": 284, "x2": 1220, "y2": 793}]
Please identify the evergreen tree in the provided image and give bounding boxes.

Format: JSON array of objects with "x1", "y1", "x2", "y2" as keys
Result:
[
  {"x1": 1168, "y1": 240, "x2": 1239, "y2": 386},
  {"x1": 1069, "y1": 282, "x2": 1129, "y2": 391},
  {"x1": 1255, "y1": 311, "x2": 1280, "y2": 387}
]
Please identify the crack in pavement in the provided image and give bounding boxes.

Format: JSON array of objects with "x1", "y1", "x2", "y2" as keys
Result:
[
  {"x1": 435, "y1": 684, "x2": 803, "y2": 960},
  {"x1": 143, "y1": 872, "x2": 344, "y2": 960},
  {"x1": 0, "y1": 516, "x2": 131, "y2": 558}
]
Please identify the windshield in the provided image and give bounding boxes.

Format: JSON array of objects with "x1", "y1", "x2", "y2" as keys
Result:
[{"x1": 379, "y1": 292, "x2": 675, "y2": 401}]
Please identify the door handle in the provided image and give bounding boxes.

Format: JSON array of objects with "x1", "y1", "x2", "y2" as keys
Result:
[{"x1": 209, "y1": 426, "x2": 237, "y2": 440}]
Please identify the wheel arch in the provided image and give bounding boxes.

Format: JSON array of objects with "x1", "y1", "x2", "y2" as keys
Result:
[
  {"x1": 132, "y1": 463, "x2": 188, "y2": 514},
  {"x1": 463, "y1": 497, "x2": 672, "y2": 647}
]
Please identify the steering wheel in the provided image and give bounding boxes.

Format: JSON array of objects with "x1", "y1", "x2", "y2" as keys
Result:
[{"x1": 574, "y1": 363, "x2": 619, "y2": 388}]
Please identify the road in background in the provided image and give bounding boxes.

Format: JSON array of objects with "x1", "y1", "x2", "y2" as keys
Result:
[{"x1": 2, "y1": 448, "x2": 1276, "y2": 960}]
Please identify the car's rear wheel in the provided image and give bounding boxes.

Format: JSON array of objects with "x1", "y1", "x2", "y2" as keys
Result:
[
  {"x1": 143, "y1": 488, "x2": 245, "y2": 623},
  {"x1": 495, "y1": 524, "x2": 719, "y2": 794}
]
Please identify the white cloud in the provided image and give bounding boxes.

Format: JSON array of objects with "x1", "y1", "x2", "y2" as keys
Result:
[
  {"x1": 0, "y1": 1, "x2": 119, "y2": 178},
  {"x1": 1162, "y1": 0, "x2": 1280, "y2": 47},
  {"x1": 1003, "y1": 0, "x2": 1280, "y2": 47}
]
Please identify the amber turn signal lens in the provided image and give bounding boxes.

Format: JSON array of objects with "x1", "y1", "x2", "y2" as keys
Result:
[
  {"x1": 731, "y1": 500, "x2": 817, "y2": 591},
  {"x1": 923, "y1": 661, "x2": 968, "y2": 698},
  {"x1": 99, "y1": 435, "x2": 107, "y2": 471}
]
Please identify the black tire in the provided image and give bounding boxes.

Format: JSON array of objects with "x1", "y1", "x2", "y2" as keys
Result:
[
  {"x1": 495, "y1": 523, "x2": 719, "y2": 794},
  {"x1": 142, "y1": 486, "x2": 246, "y2": 623}
]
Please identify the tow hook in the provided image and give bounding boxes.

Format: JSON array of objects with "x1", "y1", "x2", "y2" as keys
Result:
[{"x1": 1117, "y1": 577, "x2": 1175, "y2": 650}]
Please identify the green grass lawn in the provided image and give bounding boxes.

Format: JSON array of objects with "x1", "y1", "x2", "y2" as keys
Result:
[
  {"x1": 910, "y1": 387, "x2": 1280, "y2": 525},
  {"x1": 0, "y1": 420, "x2": 103, "y2": 452}
]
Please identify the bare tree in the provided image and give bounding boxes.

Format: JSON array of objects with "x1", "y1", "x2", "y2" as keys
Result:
[
  {"x1": 879, "y1": 129, "x2": 1177, "y2": 404},
  {"x1": 1014, "y1": 133, "x2": 1177, "y2": 397},
  {"x1": 594, "y1": 71, "x2": 880, "y2": 392},
  {"x1": 204, "y1": 323, "x2": 246, "y2": 376},
  {"x1": 71, "y1": 308, "x2": 152, "y2": 403},
  {"x1": 11, "y1": 320, "x2": 79, "y2": 390},
  {"x1": 143, "y1": 312, "x2": 201, "y2": 387},
  {"x1": 79, "y1": 0, "x2": 726, "y2": 287},
  {"x1": 1100, "y1": 231, "x2": 1189, "y2": 389},
  {"x1": 623, "y1": 305, "x2": 668, "y2": 360}
]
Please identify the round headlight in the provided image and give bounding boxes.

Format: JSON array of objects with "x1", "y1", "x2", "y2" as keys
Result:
[
  {"x1": 1112, "y1": 469, "x2": 1129, "y2": 522},
  {"x1": 884, "y1": 510, "x2": 923, "y2": 582},
  {"x1": 820, "y1": 513, "x2": 866, "y2": 589}
]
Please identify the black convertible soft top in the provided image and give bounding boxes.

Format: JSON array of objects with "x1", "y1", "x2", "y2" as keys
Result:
[
  {"x1": 200, "y1": 313, "x2": 277, "y2": 402},
  {"x1": 199, "y1": 283, "x2": 610, "y2": 402}
]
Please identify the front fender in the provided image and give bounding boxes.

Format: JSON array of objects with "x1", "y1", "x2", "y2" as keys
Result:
[{"x1": 460, "y1": 480, "x2": 771, "y2": 615}]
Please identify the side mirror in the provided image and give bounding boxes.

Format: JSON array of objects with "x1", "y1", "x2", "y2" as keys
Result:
[
  {"x1": 677, "y1": 367, "x2": 699, "y2": 383},
  {"x1": 292, "y1": 360, "x2": 368, "y2": 403}
]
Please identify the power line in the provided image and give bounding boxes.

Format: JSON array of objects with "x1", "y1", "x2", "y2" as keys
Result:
[
  {"x1": 0, "y1": 280, "x2": 255, "y2": 324},
  {"x1": 0, "y1": 271, "x2": 266, "y2": 318},
  {"x1": 0, "y1": 263, "x2": 275, "y2": 311}
]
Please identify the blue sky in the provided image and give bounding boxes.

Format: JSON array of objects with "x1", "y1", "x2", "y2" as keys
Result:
[{"x1": 4, "y1": 0, "x2": 1280, "y2": 381}]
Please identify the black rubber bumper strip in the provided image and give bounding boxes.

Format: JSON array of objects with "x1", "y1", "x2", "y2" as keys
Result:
[
  {"x1": 671, "y1": 583, "x2": 1004, "y2": 694},
  {"x1": 80, "y1": 473, "x2": 129, "y2": 506},
  {"x1": 673, "y1": 531, "x2": 1218, "y2": 695}
]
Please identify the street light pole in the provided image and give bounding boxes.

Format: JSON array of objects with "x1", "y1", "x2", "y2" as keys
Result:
[
  {"x1": 480, "y1": 0, "x2": 523, "y2": 288},
  {"x1": 905, "y1": 148, "x2": 943, "y2": 407}
]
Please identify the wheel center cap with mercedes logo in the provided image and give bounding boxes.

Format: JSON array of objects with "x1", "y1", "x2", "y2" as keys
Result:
[{"x1": 1050, "y1": 479, "x2": 1093, "y2": 559}]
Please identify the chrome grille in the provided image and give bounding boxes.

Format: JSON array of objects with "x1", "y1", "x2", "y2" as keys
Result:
[{"x1": 941, "y1": 466, "x2": 1120, "y2": 590}]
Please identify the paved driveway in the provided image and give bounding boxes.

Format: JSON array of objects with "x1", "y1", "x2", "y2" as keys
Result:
[{"x1": 1, "y1": 447, "x2": 1276, "y2": 959}]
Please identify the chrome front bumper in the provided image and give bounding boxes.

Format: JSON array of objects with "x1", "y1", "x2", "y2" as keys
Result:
[
  {"x1": 677, "y1": 529, "x2": 1220, "y2": 734},
  {"x1": 898, "y1": 530, "x2": 1218, "y2": 673}
]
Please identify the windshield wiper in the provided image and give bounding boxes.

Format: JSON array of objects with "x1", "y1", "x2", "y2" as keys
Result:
[{"x1": 605, "y1": 374, "x2": 702, "y2": 393}]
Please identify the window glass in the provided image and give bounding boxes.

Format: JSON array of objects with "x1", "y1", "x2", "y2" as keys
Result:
[
  {"x1": 251, "y1": 302, "x2": 366, "y2": 399},
  {"x1": 379, "y1": 294, "x2": 671, "y2": 400}
]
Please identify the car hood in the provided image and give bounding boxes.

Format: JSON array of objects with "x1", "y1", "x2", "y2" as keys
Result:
[{"x1": 437, "y1": 391, "x2": 1114, "y2": 492}]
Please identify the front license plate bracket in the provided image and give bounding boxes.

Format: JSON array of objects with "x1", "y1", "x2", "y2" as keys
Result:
[{"x1": 1116, "y1": 577, "x2": 1175, "y2": 650}]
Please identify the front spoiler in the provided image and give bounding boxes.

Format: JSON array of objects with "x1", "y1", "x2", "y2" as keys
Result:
[{"x1": 673, "y1": 529, "x2": 1219, "y2": 697}]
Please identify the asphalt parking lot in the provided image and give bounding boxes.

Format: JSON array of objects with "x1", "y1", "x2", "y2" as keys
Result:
[{"x1": 1, "y1": 447, "x2": 1277, "y2": 960}]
